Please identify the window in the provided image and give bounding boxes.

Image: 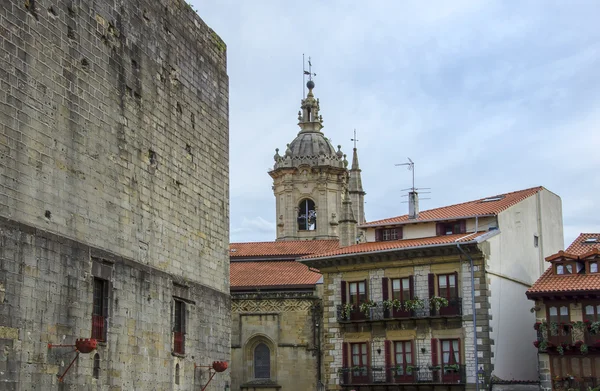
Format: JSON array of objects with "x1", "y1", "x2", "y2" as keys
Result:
[
  {"x1": 392, "y1": 278, "x2": 411, "y2": 301},
  {"x1": 436, "y1": 220, "x2": 466, "y2": 236},
  {"x1": 556, "y1": 263, "x2": 572, "y2": 275},
  {"x1": 254, "y1": 343, "x2": 270, "y2": 379},
  {"x1": 441, "y1": 339, "x2": 460, "y2": 366},
  {"x1": 438, "y1": 274, "x2": 457, "y2": 299},
  {"x1": 394, "y1": 341, "x2": 413, "y2": 376},
  {"x1": 175, "y1": 363, "x2": 180, "y2": 385},
  {"x1": 375, "y1": 228, "x2": 402, "y2": 242},
  {"x1": 349, "y1": 281, "x2": 367, "y2": 305},
  {"x1": 534, "y1": 235, "x2": 539, "y2": 247},
  {"x1": 584, "y1": 304, "x2": 600, "y2": 322},
  {"x1": 173, "y1": 300, "x2": 186, "y2": 354},
  {"x1": 297, "y1": 199, "x2": 316, "y2": 231},
  {"x1": 590, "y1": 262, "x2": 598, "y2": 273},
  {"x1": 92, "y1": 278, "x2": 109, "y2": 341},
  {"x1": 351, "y1": 342, "x2": 368, "y2": 370},
  {"x1": 93, "y1": 353, "x2": 100, "y2": 379}
]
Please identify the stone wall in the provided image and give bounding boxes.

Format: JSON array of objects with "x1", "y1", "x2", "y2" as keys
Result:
[
  {"x1": 0, "y1": 0, "x2": 230, "y2": 389},
  {"x1": 0, "y1": 218, "x2": 230, "y2": 390},
  {"x1": 231, "y1": 292, "x2": 321, "y2": 390}
]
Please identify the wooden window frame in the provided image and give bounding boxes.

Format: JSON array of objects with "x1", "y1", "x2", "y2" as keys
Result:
[
  {"x1": 173, "y1": 299, "x2": 186, "y2": 355},
  {"x1": 437, "y1": 273, "x2": 458, "y2": 299},
  {"x1": 436, "y1": 220, "x2": 466, "y2": 236},
  {"x1": 393, "y1": 340, "x2": 414, "y2": 379},
  {"x1": 376, "y1": 227, "x2": 403, "y2": 242},
  {"x1": 348, "y1": 281, "x2": 367, "y2": 305},
  {"x1": 555, "y1": 262, "x2": 573, "y2": 275},
  {"x1": 92, "y1": 278, "x2": 109, "y2": 341},
  {"x1": 589, "y1": 261, "x2": 598, "y2": 274}
]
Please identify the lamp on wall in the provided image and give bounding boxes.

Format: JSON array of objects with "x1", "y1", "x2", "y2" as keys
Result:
[
  {"x1": 477, "y1": 366, "x2": 485, "y2": 385},
  {"x1": 376, "y1": 348, "x2": 381, "y2": 355}
]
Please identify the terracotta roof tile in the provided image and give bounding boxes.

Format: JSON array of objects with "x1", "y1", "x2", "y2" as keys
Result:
[
  {"x1": 230, "y1": 261, "x2": 321, "y2": 288},
  {"x1": 229, "y1": 240, "x2": 339, "y2": 258},
  {"x1": 565, "y1": 233, "x2": 600, "y2": 256},
  {"x1": 528, "y1": 234, "x2": 600, "y2": 296},
  {"x1": 300, "y1": 232, "x2": 490, "y2": 260},
  {"x1": 362, "y1": 186, "x2": 543, "y2": 227}
]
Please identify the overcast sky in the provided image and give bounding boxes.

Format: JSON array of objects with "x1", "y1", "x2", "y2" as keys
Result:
[{"x1": 193, "y1": 1, "x2": 600, "y2": 248}]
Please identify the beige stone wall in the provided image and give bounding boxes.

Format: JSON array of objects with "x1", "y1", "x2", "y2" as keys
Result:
[{"x1": 231, "y1": 294, "x2": 320, "y2": 390}]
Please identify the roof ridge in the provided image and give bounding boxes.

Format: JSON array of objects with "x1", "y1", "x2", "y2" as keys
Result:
[
  {"x1": 365, "y1": 186, "x2": 543, "y2": 225},
  {"x1": 230, "y1": 239, "x2": 339, "y2": 246}
]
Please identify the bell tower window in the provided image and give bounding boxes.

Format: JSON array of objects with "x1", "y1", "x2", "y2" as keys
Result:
[{"x1": 298, "y1": 199, "x2": 317, "y2": 231}]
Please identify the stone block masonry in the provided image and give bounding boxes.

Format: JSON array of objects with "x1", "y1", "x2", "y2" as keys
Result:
[{"x1": 0, "y1": 0, "x2": 230, "y2": 389}]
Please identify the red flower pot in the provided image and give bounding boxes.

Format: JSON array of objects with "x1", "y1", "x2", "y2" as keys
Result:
[
  {"x1": 212, "y1": 361, "x2": 228, "y2": 372},
  {"x1": 533, "y1": 341, "x2": 540, "y2": 348},
  {"x1": 76, "y1": 338, "x2": 98, "y2": 354}
]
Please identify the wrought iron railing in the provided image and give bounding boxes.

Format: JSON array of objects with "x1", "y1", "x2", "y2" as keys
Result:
[
  {"x1": 338, "y1": 365, "x2": 466, "y2": 386},
  {"x1": 336, "y1": 298, "x2": 462, "y2": 323}
]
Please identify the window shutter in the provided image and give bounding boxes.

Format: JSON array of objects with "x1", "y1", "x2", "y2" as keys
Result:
[
  {"x1": 364, "y1": 279, "x2": 369, "y2": 302},
  {"x1": 409, "y1": 275, "x2": 414, "y2": 299},
  {"x1": 375, "y1": 229, "x2": 383, "y2": 242},
  {"x1": 453, "y1": 271, "x2": 459, "y2": 298},
  {"x1": 459, "y1": 220, "x2": 466, "y2": 234},
  {"x1": 428, "y1": 273, "x2": 435, "y2": 298},
  {"x1": 431, "y1": 338, "x2": 438, "y2": 365},
  {"x1": 385, "y1": 340, "x2": 392, "y2": 381},
  {"x1": 342, "y1": 342, "x2": 349, "y2": 367},
  {"x1": 398, "y1": 227, "x2": 403, "y2": 239},
  {"x1": 367, "y1": 343, "x2": 371, "y2": 369},
  {"x1": 382, "y1": 278, "x2": 389, "y2": 301},
  {"x1": 436, "y1": 223, "x2": 444, "y2": 236},
  {"x1": 341, "y1": 281, "x2": 347, "y2": 306}
]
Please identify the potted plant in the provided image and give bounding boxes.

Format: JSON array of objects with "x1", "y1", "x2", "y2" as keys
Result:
[
  {"x1": 590, "y1": 321, "x2": 600, "y2": 335},
  {"x1": 533, "y1": 340, "x2": 540, "y2": 348},
  {"x1": 342, "y1": 303, "x2": 354, "y2": 320},
  {"x1": 406, "y1": 365, "x2": 420, "y2": 374},
  {"x1": 429, "y1": 365, "x2": 441, "y2": 371},
  {"x1": 534, "y1": 322, "x2": 542, "y2": 330},
  {"x1": 429, "y1": 296, "x2": 449, "y2": 311},
  {"x1": 404, "y1": 297, "x2": 425, "y2": 312},
  {"x1": 382, "y1": 299, "x2": 402, "y2": 311},
  {"x1": 444, "y1": 364, "x2": 460, "y2": 373},
  {"x1": 557, "y1": 345, "x2": 565, "y2": 355},
  {"x1": 359, "y1": 301, "x2": 377, "y2": 317},
  {"x1": 581, "y1": 343, "x2": 589, "y2": 354}
]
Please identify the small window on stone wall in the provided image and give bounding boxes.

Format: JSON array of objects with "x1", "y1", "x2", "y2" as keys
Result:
[
  {"x1": 93, "y1": 353, "x2": 100, "y2": 379},
  {"x1": 175, "y1": 363, "x2": 180, "y2": 385},
  {"x1": 298, "y1": 199, "x2": 316, "y2": 231},
  {"x1": 254, "y1": 343, "x2": 270, "y2": 379}
]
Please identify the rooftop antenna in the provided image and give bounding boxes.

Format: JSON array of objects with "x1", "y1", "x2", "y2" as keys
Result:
[
  {"x1": 303, "y1": 54, "x2": 316, "y2": 98},
  {"x1": 351, "y1": 129, "x2": 359, "y2": 149},
  {"x1": 395, "y1": 158, "x2": 430, "y2": 218}
]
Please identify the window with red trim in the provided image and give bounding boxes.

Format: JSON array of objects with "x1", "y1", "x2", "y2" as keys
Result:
[
  {"x1": 590, "y1": 262, "x2": 598, "y2": 274},
  {"x1": 556, "y1": 263, "x2": 573, "y2": 275},
  {"x1": 92, "y1": 278, "x2": 109, "y2": 341},
  {"x1": 584, "y1": 303, "x2": 600, "y2": 322},
  {"x1": 438, "y1": 274, "x2": 457, "y2": 299},
  {"x1": 349, "y1": 281, "x2": 367, "y2": 305},
  {"x1": 173, "y1": 300, "x2": 186, "y2": 354},
  {"x1": 441, "y1": 339, "x2": 460, "y2": 366},
  {"x1": 436, "y1": 220, "x2": 466, "y2": 236},
  {"x1": 351, "y1": 342, "x2": 368, "y2": 368},
  {"x1": 393, "y1": 341, "x2": 413, "y2": 375},
  {"x1": 376, "y1": 228, "x2": 402, "y2": 241},
  {"x1": 392, "y1": 278, "x2": 411, "y2": 301}
]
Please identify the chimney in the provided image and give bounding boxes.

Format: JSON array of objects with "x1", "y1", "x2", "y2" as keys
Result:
[{"x1": 408, "y1": 191, "x2": 419, "y2": 219}]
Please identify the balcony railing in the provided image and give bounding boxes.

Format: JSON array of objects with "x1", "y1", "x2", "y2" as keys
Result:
[
  {"x1": 336, "y1": 298, "x2": 462, "y2": 323},
  {"x1": 339, "y1": 365, "x2": 466, "y2": 386}
]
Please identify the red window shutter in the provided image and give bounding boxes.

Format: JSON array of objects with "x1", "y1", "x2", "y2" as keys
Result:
[
  {"x1": 431, "y1": 338, "x2": 438, "y2": 365},
  {"x1": 367, "y1": 342, "x2": 371, "y2": 369},
  {"x1": 385, "y1": 340, "x2": 392, "y2": 381},
  {"x1": 459, "y1": 220, "x2": 466, "y2": 234},
  {"x1": 364, "y1": 279, "x2": 368, "y2": 301},
  {"x1": 409, "y1": 275, "x2": 414, "y2": 299},
  {"x1": 398, "y1": 227, "x2": 403, "y2": 239},
  {"x1": 382, "y1": 278, "x2": 389, "y2": 301},
  {"x1": 375, "y1": 229, "x2": 383, "y2": 241},
  {"x1": 341, "y1": 281, "x2": 347, "y2": 306},
  {"x1": 453, "y1": 271, "x2": 459, "y2": 298},
  {"x1": 428, "y1": 273, "x2": 435, "y2": 298},
  {"x1": 436, "y1": 223, "x2": 444, "y2": 236},
  {"x1": 343, "y1": 342, "x2": 349, "y2": 367}
]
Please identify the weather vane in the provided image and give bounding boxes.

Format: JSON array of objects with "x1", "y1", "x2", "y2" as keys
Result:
[
  {"x1": 351, "y1": 129, "x2": 359, "y2": 149},
  {"x1": 302, "y1": 54, "x2": 317, "y2": 97}
]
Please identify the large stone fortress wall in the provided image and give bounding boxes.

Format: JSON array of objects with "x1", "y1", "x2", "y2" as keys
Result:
[{"x1": 0, "y1": 0, "x2": 230, "y2": 389}]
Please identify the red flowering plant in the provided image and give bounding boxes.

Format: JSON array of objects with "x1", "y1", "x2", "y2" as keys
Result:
[
  {"x1": 534, "y1": 322, "x2": 542, "y2": 330},
  {"x1": 533, "y1": 340, "x2": 540, "y2": 348}
]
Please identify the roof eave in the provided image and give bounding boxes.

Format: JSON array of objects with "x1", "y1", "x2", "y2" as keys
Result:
[{"x1": 360, "y1": 214, "x2": 497, "y2": 228}]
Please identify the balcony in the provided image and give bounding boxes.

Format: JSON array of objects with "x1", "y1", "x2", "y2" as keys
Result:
[
  {"x1": 339, "y1": 365, "x2": 466, "y2": 389},
  {"x1": 336, "y1": 298, "x2": 462, "y2": 323}
]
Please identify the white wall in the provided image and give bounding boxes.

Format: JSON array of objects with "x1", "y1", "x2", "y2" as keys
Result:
[{"x1": 486, "y1": 188, "x2": 563, "y2": 381}]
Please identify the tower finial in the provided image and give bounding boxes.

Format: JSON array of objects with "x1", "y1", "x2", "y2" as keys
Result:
[
  {"x1": 351, "y1": 129, "x2": 359, "y2": 150},
  {"x1": 303, "y1": 55, "x2": 317, "y2": 95}
]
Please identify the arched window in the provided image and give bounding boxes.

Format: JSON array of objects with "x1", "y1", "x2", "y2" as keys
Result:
[
  {"x1": 254, "y1": 343, "x2": 270, "y2": 379},
  {"x1": 298, "y1": 199, "x2": 316, "y2": 231},
  {"x1": 175, "y1": 363, "x2": 180, "y2": 385},
  {"x1": 93, "y1": 353, "x2": 100, "y2": 379}
]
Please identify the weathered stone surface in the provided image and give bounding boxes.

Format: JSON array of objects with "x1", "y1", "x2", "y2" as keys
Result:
[{"x1": 0, "y1": 0, "x2": 230, "y2": 389}]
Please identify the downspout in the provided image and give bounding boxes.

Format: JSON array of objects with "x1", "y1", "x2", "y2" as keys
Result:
[{"x1": 456, "y1": 241, "x2": 480, "y2": 391}]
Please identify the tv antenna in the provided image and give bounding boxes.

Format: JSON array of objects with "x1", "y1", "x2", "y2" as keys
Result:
[
  {"x1": 302, "y1": 54, "x2": 317, "y2": 98},
  {"x1": 395, "y1": 158, "x2": 431, "y2": 202}
]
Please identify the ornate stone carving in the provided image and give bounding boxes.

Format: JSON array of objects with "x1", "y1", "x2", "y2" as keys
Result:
[{"x1": 232, "y1": 299, "x2": 315, "y2": 313}]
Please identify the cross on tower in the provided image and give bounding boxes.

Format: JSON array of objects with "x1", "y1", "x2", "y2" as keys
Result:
[{"x1": 351, "y1": 129, "x2": 359, "y2": 149}]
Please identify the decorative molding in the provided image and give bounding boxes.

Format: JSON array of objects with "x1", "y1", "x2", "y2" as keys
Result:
[
  {"x1": 232, "y1": 291, "x2": 317, "y2": 300},
  {"x1": 232, "y1": 299, "x2": 315, "y2": 313}
]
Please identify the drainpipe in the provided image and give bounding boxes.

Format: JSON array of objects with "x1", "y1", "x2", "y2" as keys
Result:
[{"x1": 456, "y1": 242, "x2": 480, "y2": 391}]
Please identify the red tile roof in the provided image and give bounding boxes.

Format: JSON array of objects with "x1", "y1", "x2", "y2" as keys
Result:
[
  {"x1": 527, "y1": 234, "x2": 600, "y2": 297},
  {"x1": 230, "y1": 261, "x2": 322, "y2": 288},
  {"x1": 300, "y1": 232, "x2": 491, "y2": 260},
  {"x1": 565, "y1": 233, "x2": 600, "y2": 255},
  {"x1": 362, "y1": 186, "x2": 543, "y2": 227},
  {"x1": 229, "y1": 240, "x2": 339, "y2": 258}
]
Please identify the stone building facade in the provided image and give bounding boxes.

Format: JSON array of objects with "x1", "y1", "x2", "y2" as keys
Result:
[{"x1": 0, "y1": 0, "x2": 230, "y2": 389}]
